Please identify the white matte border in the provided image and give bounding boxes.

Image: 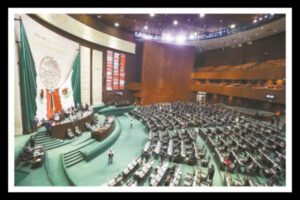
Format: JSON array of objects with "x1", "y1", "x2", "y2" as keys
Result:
[{"x1": 8, "y1": 7, "x2": 292, "y2": 193}]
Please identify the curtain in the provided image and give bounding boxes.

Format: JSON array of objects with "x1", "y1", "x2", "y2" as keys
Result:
[
  {"x1": 71, "y1": 52, "x2": 81, "y2": 105},
  {"x1": 19, "y1": 20, "x2": 37, "y2": 133},
  {"x1": 46, "y1": 90, "x2": 53, "y2": 120},
  {"x1": 52, "y1": 88, "x2": 62, "y2": 113},
  {"x1": 46, "y1": 88, "x2": 63, "y2": 119}
]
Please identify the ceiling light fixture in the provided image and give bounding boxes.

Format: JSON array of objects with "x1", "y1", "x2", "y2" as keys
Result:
[
  {"x1": 150, "y1": 13, "x2": 155, "y2": 17},
  {"x1": 114, "y1": 22, "x2": 119, "y2": 27},
  {"x1": 144, "y1": 25, "x2": 148, "y2": 30},
  {"x1": 230, "y1": 24, "x2": 236, "y2": 29},
  {"x1": 199, "y1": 14, "x2": 205, "y2": 18},
  {"x1": 173, "y1": 20, "x2": 178, "y2": 25}
]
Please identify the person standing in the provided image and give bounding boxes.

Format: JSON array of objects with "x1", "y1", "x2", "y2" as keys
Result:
[
  {"x1": 32, "y1": 116, "x2": 39, "y2": 132},
  {"x1": 108, "y1": 149, "x2": 114, "y2": 164},
  {"x1": 29, "y1": 136, "x2": 35, "y2": 148},
  {"x1": 45, "y1": 120, "x2": 52, "y2": 136},
  {"x1": 145, "y1": 151, "x2": 151, "y2": 163},
  {"x1": 208, "y1": 165, "x2": 215, "y2": 181},
  {"x1": 275, "y1": 117, "x2": 280, "y2": 129},
  {"x1": 141, "y1": 150, "x2": 145, "y2": 164},
  {"x1": 130, "y1": 120, "x2": 133, "y2": 129}
]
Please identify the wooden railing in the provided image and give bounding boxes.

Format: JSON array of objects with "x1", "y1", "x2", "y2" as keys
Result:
[
  {"x1": 189, "y1": 84, "x2": 285, "y2": 104},
  {"x1": 191, "y1": 66, "x2": 285, "y2": 80}
]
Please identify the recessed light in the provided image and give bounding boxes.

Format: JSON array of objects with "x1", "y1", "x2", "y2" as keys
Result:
[
  {"x1": 150, "y1": 13, "x2": 155, "y2": 17},
  {"x1": 253, "y1": 19, "x2": 257, "y2": 23},
  {"x1": 230, "y1": 24, "x2": 236, "y2": 29},
  {"x1": 114, "y1": 22, "x2": 119, "y2": 27},
  {"x1": 173, "y1": 20, "x2": 178, "y2": 25},
  {"x1": 144, "y1": 25, "x2": 148, "y2": 30},
  {"x1": 97, "y1": 15, "x2": 101, "y2": 18},
  {"x1": 199, "y1": 14, "x2": 205, "y2": 18}
]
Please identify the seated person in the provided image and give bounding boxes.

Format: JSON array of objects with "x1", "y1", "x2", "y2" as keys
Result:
[
  {"x1": 74, "y1": 126, "x2": 82, "y2": 136},
  {"x1": 245, "y1": 161, "x2": 257, "y2": 176},
  {"x1": 267, "y1": 169, "x2": 281, "y2": 186},
  {"x1": 18, "y1": 144, "x2": 34, "y2": 162},
  {"x1": 224, "y1": 157, "x2": 232, "y2": 168},
  {"x1": 68, "y1": 113, "x2": 73, "y2": 121},
  {"x1": 85, "y1": 122, "x2": 93, "y2": 131},
  {"x1": 67, "y1": 128, "x2": 75, "y2": 139},
  {"x1": 85, "y1": 103, "x2": 90, "y2": 111},
  {"x1": 53, "y1": 112, "x2": 60, "y2": 121},
  {"x1": 76, "y1": 103, "x2": 81, "y2": 111}
]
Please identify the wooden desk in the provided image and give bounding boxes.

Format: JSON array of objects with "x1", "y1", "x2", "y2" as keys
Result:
[
  {"x1": 51, "y1": 110, "x2": 93, "y2": 139},
  {"x1": 92, "y1": 118, "x2": 115, "y2": 141}
]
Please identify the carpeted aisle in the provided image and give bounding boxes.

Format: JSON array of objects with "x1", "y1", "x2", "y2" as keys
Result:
[{"x1": 66, "y1": 114, "x2": 148, "y2": 186}]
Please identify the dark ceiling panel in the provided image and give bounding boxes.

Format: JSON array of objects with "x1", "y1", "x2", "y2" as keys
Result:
[{"x1": 88, "y1": 14, "x2": 267, "y2": 35}]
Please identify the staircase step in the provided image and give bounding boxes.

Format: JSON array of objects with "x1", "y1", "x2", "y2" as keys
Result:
[
  {"x1": 64, "y1": 152, "x2": 82, "y2": 162},
  {"x1": 63, "y1": 139, "x2": 95, "y2": 156},
  {"x1": 36, "y1": 140, "x2": 60, "y2": 146},
  {"x1": 44, "y1": 143, "x2": 66, "y2": 150},
  {"x1": 64, "y1": 151, "x2": 81, "y2": 159},
  {"x1": 65, "y1": 156, "x2": 85, "y2": 168}
]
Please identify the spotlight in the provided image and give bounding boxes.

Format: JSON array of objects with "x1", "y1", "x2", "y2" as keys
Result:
[
  {"x1": 176, "y1": 35, "x2": 186, "y2": 44},
  {"x1": 189, "y1": 34, "x2": 195, "y2": 40},
  {"x1": 199, "y1": 14, "x2": 205, "y2": 18},
  {"x1": 259, "y1": 17, "x2": 263, "y2": 21},
  {"x1": 144, "y1": 26, "x2": 148, "y2": 30},
  {"x1": 114, "y1": 22, "x2": 119, "y2": 27},
  {"x1": 173, "y1": 20, "x2": 178, "y2": 25},
  {"x1": 253, "y1": 19, "x2": 257, "y2": 23},
  {"x1": 230, "y1": 24, "x2": 236, "y2": 29},
  {"x1": 150, "y1": 13, "x2": 155, "y2": 17},
  {"x1": 97, "y1": 15, "x2": 101, "y2": 19},
  {"x1": 164, "y1": 34, "x2": 174, "y2": 42}
]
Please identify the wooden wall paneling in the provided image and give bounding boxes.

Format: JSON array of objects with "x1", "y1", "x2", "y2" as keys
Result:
[{"x1": 139, "y1": 41, "x2": 195, "y2": 105}]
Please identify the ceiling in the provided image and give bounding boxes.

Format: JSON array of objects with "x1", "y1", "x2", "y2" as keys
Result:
[
  {"x1": 188, "y1": 16, "x2": 285, "y2": 52},
  {"x1": 90, "y1": 14, "x2": 267, "y2": 35},
  {"x1": 87, "y1": 13, "x2": 285, "y2": 52}
]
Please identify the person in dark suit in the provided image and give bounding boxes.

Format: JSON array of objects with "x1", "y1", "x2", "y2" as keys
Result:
[
  {"x1": 267, "y1": 169, "x2": 281, "y2": 186},
  {"x1": 44, "y1": 120, "x2": 52, "y2": 136},
  {"x1": 31, "y1": 116, "x2": 39, "y2": 132},
  {"x1": 29, "y1": 136, "x2": 35, "y2": 148},
  {"x1": 208, "y1": 165, "x2": 215, "y2": 180}
]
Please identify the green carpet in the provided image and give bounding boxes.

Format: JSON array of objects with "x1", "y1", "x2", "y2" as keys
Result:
[
  {"x1": 66, "y1": 115, "x2": 148, "y2": 186},
  {"x1": 14, "y1": 105, "x2": 285, "y2": 187}
]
